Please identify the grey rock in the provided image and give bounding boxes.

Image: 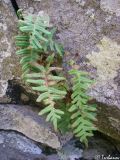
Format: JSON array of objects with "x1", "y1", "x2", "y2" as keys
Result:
[
  {"x1": 0, "y1": 131, "x2": 47, "y2": 160},
  {"x1": 100, "y1": 0, "x2": 120, "y2": 16},
  {"x1": 87, "y1": 37, "x2": 120, "y2": 108},
  {"x1": 82, "y1": 134, "x2": 118, "y2": 160},
  {"x1": 58, "y1": 140, "x2": 83, "y2": 160},
  {"x1": 1, "y1": 0, "x2": 120, "y2": 142},
  {"x1": 0, "y1": 147, "x2": 44, "y2": 160},
  {"x1": 76, "y1": 0, "x2": 86, "y2": 7},
  {"x1": 0, "y1": 104, "x2": 61, "y2": 149},
  {"x1": 47, "y1": 154, "x2": 59, "y2": 160},
  {"x1": 0, "y1": 1, "x2": 21, "y2": 102},
  {"x1": 57, "y1": 133, "x2": 119, "y2": 160},
  {"x1": 0, "y1": 131, "x2": 42, "y2": 155}
]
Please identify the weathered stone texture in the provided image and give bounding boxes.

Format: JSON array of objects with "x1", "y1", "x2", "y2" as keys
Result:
[
  {"x1": 0, "y1": 1, "x2": 22, "y2": 102},
  {"x1": 0, "y1": 104, "x2": 61, "y2": 149},
  {"x1": 96, "y1": 103, "x2": 120, "y2": 141},
  {"x1": 0, "y1": 0, "x2": 120, "y2": 142},
  {"x1": 100, "y1": 0, "x2": 120, "y2": 16},
  {"x1": 0, "y1": 131, "x2": 42, "y2": 160},
  {"x1": 87, "y1": 37, "x2": 120, "y2": 107}
]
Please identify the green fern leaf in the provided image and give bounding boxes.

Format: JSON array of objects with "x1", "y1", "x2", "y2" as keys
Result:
[
  {"x1": 25, "y1": 65, "x2": 66, "y2": 130},
  {"x1": 69, "y1": 69, "x2": 97, "y2": 146}
]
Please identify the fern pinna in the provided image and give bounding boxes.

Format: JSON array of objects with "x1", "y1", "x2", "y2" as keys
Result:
[
  {"x1": 15, "y1": 11, "x2": 97, "y2": 146},
  {"x1": 69, "y1": 69, "x2": 97, "y2": 146}
]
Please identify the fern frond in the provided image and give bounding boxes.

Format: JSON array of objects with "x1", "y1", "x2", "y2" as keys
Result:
[
  {"x1": 16, "y1": 13, "x2": 64, "y2": 77},
  {"x1": 26, "y1": 64, "x2": 67, "y2": 130},
  {"x1": 69, "y1": 69, "x2": 97, "y2": 146},
  {"x1": 39, "y1": 105, "x2": 64, "y2": 131}
]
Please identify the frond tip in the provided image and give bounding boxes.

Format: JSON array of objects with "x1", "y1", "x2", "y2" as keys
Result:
[{"x1": 39, "y1": 105, "x2": 64, "y2": 131}]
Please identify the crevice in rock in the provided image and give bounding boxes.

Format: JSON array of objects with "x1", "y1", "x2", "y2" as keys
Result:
[{"x1": 10, "y1": 0, "x2": 19, "y2": 17}]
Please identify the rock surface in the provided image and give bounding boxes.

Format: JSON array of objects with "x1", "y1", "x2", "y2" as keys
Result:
[
  {"x1": 0, "y1": 0, "x2": 120, "y2": 142},
  {"x1": 0, "y1": 131, "x2": 43, "y2": 160},
  {"x1": 0, "y1": 130, "x2": 119, "y2": 160},
  {"x1": 82, "y1": 133, "x2": 120, "y2": 160},
  {"x1": 57, "y1": 133, "x2": 120, "y2": 160},
  {"x1": 87, "y1": 37, "x2": 120, "y2": 107},
  {"x1": 100, "y1": 0, "x2": 120, "y2": 16},
  {"x1": 0, "y1": 104, "x2": 61, "y2": 149},
  {"x1": 0, "y1": 1, "x2": 21, "y2": 103}
]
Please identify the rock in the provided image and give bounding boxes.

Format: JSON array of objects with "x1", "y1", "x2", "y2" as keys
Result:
[
  {"x1": 47, "y1": 154, "x2": 59, "y2": 160},
  {"x1": 1, "y1": 0, "x2": 120, "y2": 142},
  {"x1": 75, "y1": 0, "x2": 86, "y2": 7},
  {"x1": 0, "y1": 1, "x2": 22, "y2": 103},
  {"x1": 20, "y1": 93, "x2": 30, "y2": 104},
  {"x1": 57, "y1": 133, "x2": 120, "y2": 160},
  {"x1": 0, "y1": 104, "x2": 61, "y2": 149},
  {"x1": 0, "y1": 147, "x2": 44, "y2": 160},
  {"x1": 58, "y1": 140, "x2": 83, "y2": 160},
  {"x1": 100, "y1": 0, "x2": 120, "y2": 16},
  {"x1": 87, "y1": 37, "x2": 120, "y2": 107},
  {"x1": 3, "y1": 130, "x2": 118, "y2": 160},
  {"x1": 96, "y1": 103, "x2": 120, "y2": 141},
  {"x1": 0, "y1": 130, "x2": 43, "y2": 160},
  {"x1": 82, "y1": 133, "x2": 120, "y2": 160},
  {"x1": 1, "y1": 131, "x2": 42, "y2": 155}
]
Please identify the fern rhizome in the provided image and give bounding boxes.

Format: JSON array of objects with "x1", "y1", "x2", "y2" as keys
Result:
[{"x1": 15, "y1": 11, "x2": 97, "y2": 146}]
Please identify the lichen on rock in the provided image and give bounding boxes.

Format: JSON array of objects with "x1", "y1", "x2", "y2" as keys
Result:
[
  {"x1": 87, "y1": 37, "x2": 120, "y2": 82},
  {"x1": 87, "y1": 37, "x2": 120, "y2": 107}
]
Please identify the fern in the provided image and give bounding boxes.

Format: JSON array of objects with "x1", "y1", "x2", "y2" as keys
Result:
[
  {"x1": 15, "y1": 11, "x2": 97, "y2": 146},
  {"x1": 69, "y1": 69, "x2": 97, "y2": 146}
]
